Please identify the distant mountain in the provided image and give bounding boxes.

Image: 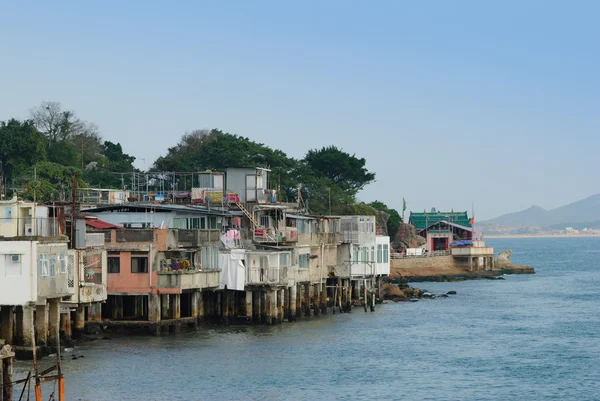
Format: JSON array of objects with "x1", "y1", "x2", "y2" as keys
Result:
[{"x1": 483, "y1": 194, "x2": 600, "y2": 228}]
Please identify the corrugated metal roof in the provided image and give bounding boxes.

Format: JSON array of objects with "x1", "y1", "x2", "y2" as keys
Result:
[{"x1": 409, "y1": 211, "x2": 471, "y2": 230}]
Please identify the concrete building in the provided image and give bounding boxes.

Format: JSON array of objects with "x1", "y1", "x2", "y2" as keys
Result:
[
  {"x1": 409, "y1": 211, "x2": 473, "y2": 253},
  {"x1": 96, "y1": 227, "x2": 221, "y2": 333},
  {"x1": 0, "y1": 236, "x2": 72, "y2": 349}
]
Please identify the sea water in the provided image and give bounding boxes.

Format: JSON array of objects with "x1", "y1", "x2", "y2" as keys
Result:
[{"x1": 13, "y1": 237, "x2": 600, "y2": 400}]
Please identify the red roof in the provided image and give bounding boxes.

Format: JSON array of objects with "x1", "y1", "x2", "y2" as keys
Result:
[{"x1": 84, "y1": 218, "x2": 123, "y2": 230}]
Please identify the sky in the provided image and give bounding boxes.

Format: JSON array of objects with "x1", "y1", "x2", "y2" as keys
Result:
[{"x1": 1, "y1": 1, "x2": 599, "y2": 220}]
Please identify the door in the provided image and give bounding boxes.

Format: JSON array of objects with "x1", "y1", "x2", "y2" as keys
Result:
[{"x1": 246, "y1": 174, "x2": 256, "y2": 202}]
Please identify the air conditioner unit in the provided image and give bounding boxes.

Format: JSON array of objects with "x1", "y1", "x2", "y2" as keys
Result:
[{"x1": 24, "y1": 224, "x2": 33, "y2": 236}]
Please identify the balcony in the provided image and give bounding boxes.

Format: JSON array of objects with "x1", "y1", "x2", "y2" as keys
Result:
[
  {"x1": 157, "y1": 269, "x2": 220, "y2": 290},
  {"x1": 175, "y1": 229, "x2": 220, "y2": 247},
  {"x1": 85, "y1": 233, "x2": 105, "y2": 248},
  {"x1": 246, "y1": 266, "x2": 287, "y2": 286},
  {"x1": 253, "y1": 227, "x2": 298, "y2": 244},
  {"x1": 451, "y1": 246, "x2": 494, "y2": 257}
]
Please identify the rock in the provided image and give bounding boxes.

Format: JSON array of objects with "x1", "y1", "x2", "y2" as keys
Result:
[
  {"x1": 380, "y1": 284, "x2": 408, "y2": 301},
  {"x1": 409, "y1": 299, "x2": 419, "y2": 302},
  {"x1": 392, "y1": 223, "x2": 427, "y2": 252},
  {"x1": 439, "y1": 294, "x2": 449, "y2": 298},
  {"x1": 422, "y1": 292, "x2": 435, "y2": 299},
  {"x1": 447, "y1": 291, "x2": 457, "y2": 295},
  {"x1": 495, "y1": 250, "x2": 513, "y2": 267},
  {"x1": 496, "y1": 277, "x2": 505, "y2": 280}
]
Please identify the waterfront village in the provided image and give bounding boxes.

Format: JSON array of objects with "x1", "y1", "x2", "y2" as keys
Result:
[{"x1": 0, "y1": 166, "x2": 524, "y2": 392}]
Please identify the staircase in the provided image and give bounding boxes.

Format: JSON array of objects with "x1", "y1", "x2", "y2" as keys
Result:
[{"x1": 235, "y1": 202, "x2": 259, "y2": 228}]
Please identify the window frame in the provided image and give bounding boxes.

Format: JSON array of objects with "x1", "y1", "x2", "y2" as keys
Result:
[
  {"x1": 131, "y1": 252, "x2": 149, "y2": 274},
  {"x1": 108, "y1": 255, "x2": 121, "y2": 274},
  {"x1": 39, "y1": 254, "x2": 49, "y2": 277}
]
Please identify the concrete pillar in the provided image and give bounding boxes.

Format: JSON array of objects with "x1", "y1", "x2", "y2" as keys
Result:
[
  {"x1": 161, "y1": 294, "x2": 170, "y2": 319},
  {"x1": 112, "y1": 296, "x2": 124, "y2": 320},
  {"x1": 260, "y1": 291, "x2": 267, "y2": 324},
  {"x1": 313, "y1": 284, "x2": 321, "y2": 316},
  {"x1": 190, "y1": 291, "x2": 199, "y2": 318},
  {"x1": 47, "y1": 299, "x2": 60, "y2": 346},
  {"x1": 289, "y1": 285, "x2": 297, "y2": 322},
  {"x1": 245, "y1": 291, "x2": 253, "y2": 322},
  {"x1": 221, "y1": 291, "x2": 229, "y2": 324},
  {"x1": 320, "y1": 283, "x2": 327, "y2": 314},
  {"x1": 198, "y1": 291, "x2": 205, "y2": 322},
  {"x1": 295, "y1": 284, "x2": 302, "y2": 318},
  {"x1": 304, "y1": 283, "x2": 311, "y2": 316},
  {"x1": 252, "y1": 290, "x2": 259, "y2": 323},
  {"x1": 352, "y1": 280, "x2": 359, "y2": 300},
  {"x1": 14, "y1": 307, "x2": 23, "y2": 345},
  {"x1": 74, "y1": 305, "x2": 85, "y2": 336},
  {"x1": 265, "y1": 290, "x2": 273, "y2": 325},
  {"x1": 35, "y1": 304, "x2": 48, "y2": 345},
  {"x1": 276, "y1": 289, "x2": 283, "y2": 323},
  {"x1": 148, "y1": 294, "x2": 161, "y2": 322},
  {"x1": 0, "y1": 307, "x2": 14, "y2": 344},
  {"x1": 173, "y1": 294, "x2": 181, "y2": 319},
  {"x1": 88, "y1": 302, "x2": 102, "y2": 322},
  {"x1": 283, "y1": 288, "x2": 289, "y2": 321},
  {"x1": 60, "y1": 311, "x2": 71, "y2": 339},
  {"x1": 17, "y1": 307, "x2": 34, "y2": 347}
]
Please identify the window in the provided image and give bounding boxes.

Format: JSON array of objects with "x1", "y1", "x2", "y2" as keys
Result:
[
  {"x1": 208, "y1": 217, "x2": 217, "y2": 229},
  {"x1": 174, "y1": 218, "x2": 188, "y2": 229},
  {"x1": 299, "y1": 254, "x2": 309, "y2": 269},
  {"x1": 59, "y1": 254, "x2": 67, "y2": 273},
  {"x1": 260, "y1": 216, "x2": 270, "y2": 228},
  {"x1": 191, "y1": 218, "x2": 200, "y2": 229},
  {"x1": 371, "y1": 247, "x2": 375, "y2": 263},
  {"x1": 361, "y1": 247, "x2": 367, "y2": 263},
  {"x1": 200, "y1": 218, "x2": 206, "y2": 229},
  {"x1": 50, "y1": 256, "x2": 57, "y2": 277},
  {"x1": 131, "y1": 252, "x2": 149, "y2": 273},
  {"x1": 353, "y1": 247, "x2": 359, "y2": 263},
  {"x1": 108, "y1": 256, "x2": 121, "y2": 274},
  {"x1": 383, "y1": 244, "x2": 389, "y2": 263},
  {"x1": 279, "y1": 252, "x2": 290, "y2": 267},
  {"x1": 11, "y1": 254, "x2": 20, "y2": 263},
  {"x1": 377, "y1": 244, "x2": 383, "y2": 263},
  {"x1": 39, "y1": 254, "x2": 48, "y2": 276}
]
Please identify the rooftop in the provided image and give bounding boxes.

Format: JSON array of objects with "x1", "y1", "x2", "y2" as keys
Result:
[{"x1": 409, "y1": 211, "x2": 471, "y2": 230}]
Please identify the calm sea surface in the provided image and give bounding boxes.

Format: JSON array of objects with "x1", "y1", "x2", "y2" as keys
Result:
[{"x1": 13, "y1": 237, "x2": 600, "y2": 400}]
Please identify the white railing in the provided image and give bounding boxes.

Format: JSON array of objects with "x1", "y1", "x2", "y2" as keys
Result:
[
  {"x1": 391, "y1": 250, "x2": 450, "y2": 259},
  {"x1": 246, "y1": 266, "x2": 281, "y2": 285}
]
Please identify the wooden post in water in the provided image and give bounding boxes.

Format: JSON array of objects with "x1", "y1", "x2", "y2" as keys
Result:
[
  {"x1": 245, "y1": 291, "x2": 253, "y2": 323},
  {"x1": 320, "y1": 282, "x2": 327, "y2": 314},
  {"x1": 304, "y1": 283, "x2": 311, "y2": 317},
  {"x1": 289, "y1": 285, "x2": 297, "y2": 322},
  {"x1": 313, "y1": 284, "x2": 321, "y2": 316},
  {"x1": 222, "y1": 291, "x2": 230, "y2": 325},
  {"x1": 261, "y1": 290, "x2": 268, "y2": 324}
]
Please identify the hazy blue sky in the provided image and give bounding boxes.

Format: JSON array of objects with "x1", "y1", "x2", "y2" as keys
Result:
[{"x1": 1, "y1": 1, "x2": 598, "y2": 220}]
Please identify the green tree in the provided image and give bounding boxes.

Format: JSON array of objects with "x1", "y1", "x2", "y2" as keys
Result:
[
  {"x1": 0, "y1": 119, "x2": 47, "y2": 185},
  {"x1": 152, "y1": 129, "x2": 298, "y2": 201},
  {"x1": 21, "y1": 161, "x2": 84, "y2": 201},
  {"x1": 368, "y1": 200, "x2": 402, "y2": 238},
  {"x1": 303, "y1": 146, "x2": 375, "y2": 196}
]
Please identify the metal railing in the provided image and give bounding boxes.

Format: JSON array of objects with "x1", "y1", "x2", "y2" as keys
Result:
[{"x1": 391, "y1": 250, "x2": 450, "y2": 259}]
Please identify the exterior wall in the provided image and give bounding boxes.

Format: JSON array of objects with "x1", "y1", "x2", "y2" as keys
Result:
[
  {"x1": 426, "y1": 232, "x2": 453, "y2": 252},
  {"x1": 340, "y1": 216, "x2": 376, "y2": 245},
  {"x1": 0, "y1": 241, "x2": 38, "y2": 305},
  {"x1": 36, "y1": 241, "x2": 72, "y2": 303},
  {"x1": 87, "y1": 211, "x2": 223, "y2": 231},
  {"x1": 106, "y1": 250, "x2": 156, "y2": 295},
  {"x1": 0, "y1": 200, "x2": 50, "y2": 237},
  {"x1": 375, "y1": 236, "x2": 391, "y2": 275},
  {"x1": 333, "y1": 243, "x2": 352, "y2": 278},
  {"x1": 64, "y1": 249, "x2": 108, "y2": 305},
  {"x1": 157, "y1": 270, "x2": 220, "y2": 291},
  {"x1": 391, "y1": 255, "x2": 456, "y2": 270},
  {"x1": 226, "y1": 167, "x2": 269, "y2": 203},
  {"x1": 308, "y1": 245, "x2": 337, "y2": 283},
  {"x1": 451, "y1": 247, "x2": 494, "y2": 256}
]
